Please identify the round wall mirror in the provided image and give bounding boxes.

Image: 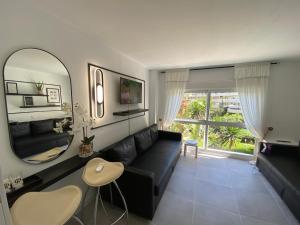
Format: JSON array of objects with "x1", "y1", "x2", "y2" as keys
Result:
[{"x1": 3, "y1": 48, "x2": 73, "y2": 164}]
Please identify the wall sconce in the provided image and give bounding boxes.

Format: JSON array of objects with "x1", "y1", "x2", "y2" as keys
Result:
[
  {"x1": 96, "y1": 84, "x2": 103, "y2": 104},
  {"x1": 93, "y1": 68, "x2": 104, "y2": 118}
]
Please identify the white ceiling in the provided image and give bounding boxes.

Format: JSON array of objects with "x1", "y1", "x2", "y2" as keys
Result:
[{"x1": 30, "y1": 0, "x2": 300, "y2": 69}]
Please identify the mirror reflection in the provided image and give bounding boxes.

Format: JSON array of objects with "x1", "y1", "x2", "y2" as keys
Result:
[{"x1": 4, "y1": 48, "x2": 73, "y2": 164}]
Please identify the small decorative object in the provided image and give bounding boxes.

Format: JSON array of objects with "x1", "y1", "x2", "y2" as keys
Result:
[
  {"x1": 35, "y1": 81, "x2": 44, "y2": 95},
  {"x1": 3, "y1": 178, "x2": 12, "y2": 193},
  {"x1": 261, "y1": 127, "x2": 274, "y2": 153},
  {"x1": 53, "y1": 103, "x2": 73, "y2": 134},
  {"x1": 53, "y1": 118, "x2": 69, "y2": 134},
  {"x1": 158, "y1": 118, "x2": 163, "y2": 130},
  {"x1": 23, "y1": 96, "x2": 34, "y2": 106},
  {"x1": 72, "y1": 103, "x2": 95, "y2": 158},
  {"x1": 47, "y1": 88, "x2": 60, "y2": 103},
  {"x1": 6, "y1": 82, "x2": 18, "y2": 94},
  {"x1": 62, "y1": 102, "x2": 72, "y2": 116},
  {"x1": 11, "y1": 175, "x2": 24, "y2": 190}
]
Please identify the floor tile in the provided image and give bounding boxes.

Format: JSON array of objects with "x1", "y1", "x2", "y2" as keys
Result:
[
  {"x1": 66, "y1": 155, "x2": 297, "y2": 225},
  {"x1": 166, "y1": 173, "x2": 196, "y2": 202},
  {"x1": 193, "y1": 203, "x2": 242, "y2": 225},
  {"x1": 153, "y1": 191, "x2": 194, "y2": 225},
  {"x1": 241, "y1": 215, "x2": 285, "y2": 225},
  {"x1": 194, "y1": 180, "x2": 239, "y2": 213},
  {"x1": 229, "y1": 171, "x2": 270, "y2": 195},
  {"x1": 196, "y1": 156, "x2": 228, "y2": 170},
  {"x1": 195, "y1": 165, "x2": 232, "y2": 187},
  {"x1": 225, "y1": 158, "x2": 254, "y2": 175},
  {"x1": 236, "y1": 190, "x2": 288, "y2": 225},
  {"x1": 173, "y1": 162, "x2": 198, "y2": 177}
]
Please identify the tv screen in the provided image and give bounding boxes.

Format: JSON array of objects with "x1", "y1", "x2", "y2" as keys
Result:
[{"x1": 120, "y1": 78, "x2": 142, "y2": 104}]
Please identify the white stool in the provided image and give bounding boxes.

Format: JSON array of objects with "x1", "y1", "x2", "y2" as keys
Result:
[
  {"x1": 184, "y1": 140, "x2": 198, "y2": 158},
  {"x1": 82, "y1": 158, "x2": 128, "y2": 225},
  {"x1": 10, "y1": 185, "x2": 85, "y2": 225}
]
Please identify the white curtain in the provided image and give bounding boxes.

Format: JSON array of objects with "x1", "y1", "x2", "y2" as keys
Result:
[
  {"x1": 235, "y1": 62, "x2": 270, "y2": 141},
  {"x1": 162, "y1": 69, "x2": 189, "y2": 129}
]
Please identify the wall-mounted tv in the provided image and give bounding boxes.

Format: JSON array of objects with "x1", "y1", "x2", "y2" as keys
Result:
[{"x1": 120, "y1": 77, "x2": 142, "y2": 104}]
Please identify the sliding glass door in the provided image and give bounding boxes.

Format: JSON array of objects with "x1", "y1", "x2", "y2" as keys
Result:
[{"x1": 170, "y1": 91, "x2": 254, "y2": 155}]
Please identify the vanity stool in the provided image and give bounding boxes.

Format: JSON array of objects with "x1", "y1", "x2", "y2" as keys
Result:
[
  {"x1": 10, "y1": 185, "x2": 85, "y2": 225},
  {"x1": 82, "y1": 157, "x2": 128, "y2": 225}
]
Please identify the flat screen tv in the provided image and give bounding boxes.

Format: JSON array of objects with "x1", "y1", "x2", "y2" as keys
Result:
[{"x1": 120, "y1": 77, "x2": 142, "y2": 104}]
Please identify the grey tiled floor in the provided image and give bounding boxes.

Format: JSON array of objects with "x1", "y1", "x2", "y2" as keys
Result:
[{"x1": 67, "y1": 151, "x2": 299, "y2": 225}]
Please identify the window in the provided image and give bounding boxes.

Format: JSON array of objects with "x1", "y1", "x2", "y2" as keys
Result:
[{"x1": 170, "y1": 91, "x2": 255, "y2": 155}]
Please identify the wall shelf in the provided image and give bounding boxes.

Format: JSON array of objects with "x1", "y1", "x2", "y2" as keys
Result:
[
  {"x1": 6, "y1": 93, "x2": 48, "y2": 97},
  {"x1": 20, "y1": 105, "x2": 61, "y2": 108},
  {"x1": 113, "y1": 108, "x2": 149, "y2": 116}
]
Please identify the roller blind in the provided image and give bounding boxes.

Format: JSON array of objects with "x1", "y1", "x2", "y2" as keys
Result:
[{"x1": 185, "y1": 67, "x2": 235, "y2": 92}]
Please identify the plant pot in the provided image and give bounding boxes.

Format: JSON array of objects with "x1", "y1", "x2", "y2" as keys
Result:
[
  {"x1": 79, "y1": 143, "x2": 93, "y2": 158},
  {"x1": 37, "y1": 90, "x2": 43, "y2": 95}
]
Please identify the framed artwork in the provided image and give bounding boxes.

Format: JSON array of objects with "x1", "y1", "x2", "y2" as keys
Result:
[
  {"x1": 23, "y1": 96, "x2": 34, "y2": 106},
  {"x1": 47, "y1": 88, "x2": 61, "y2": 103},
  {"x1": 6, "y1": 82, "x2": 18, "y2": 94}
]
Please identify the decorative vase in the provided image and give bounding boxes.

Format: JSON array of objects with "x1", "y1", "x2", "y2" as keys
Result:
[
  {"x1": 79, "y1": 143, "x2": 93, "y2": 158},
  {"x1": 37, "y1": 90, "x2": 43, "y2": 95}
]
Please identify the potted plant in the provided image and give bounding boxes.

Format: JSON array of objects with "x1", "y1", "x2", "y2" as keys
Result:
[
  {"x1": 72, "y1": 103, "x2": 95, "y2": 158},
  {"x1": 35, "y1": 81, "x2": 44, "y2": 95}
]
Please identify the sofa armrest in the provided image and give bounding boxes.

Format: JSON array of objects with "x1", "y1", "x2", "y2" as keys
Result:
[
  {"x1": 158, "y1": 130, "x2": 182, "y2": 141},
  {"x1": 116, "y1": 166, "x2": 155, "y2": 219}
]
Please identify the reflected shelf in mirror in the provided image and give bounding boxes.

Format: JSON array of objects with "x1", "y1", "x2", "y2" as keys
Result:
[
  {"x1": 6, "y1": 93, "x2": 48, "y2": 96},
  {"x1": 20, "y1": 105, "x2": 61, "y2": 108}
]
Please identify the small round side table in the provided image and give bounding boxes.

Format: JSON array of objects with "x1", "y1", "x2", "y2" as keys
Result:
[
  {"x1": 82, "y1": 158, "x2": 128, "y2": 225},
  {"x1": 184, "y1": 140, "x2": 198, "y2": 158}
]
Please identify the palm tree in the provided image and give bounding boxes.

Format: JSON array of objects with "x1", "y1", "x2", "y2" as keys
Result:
[{"x1": 185, "y1": 98, "x2": 207, "y2": 119}]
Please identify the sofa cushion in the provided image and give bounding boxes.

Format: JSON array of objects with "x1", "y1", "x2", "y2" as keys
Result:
[
  {"x1": 134, "y1": 128, "x2": 152, "y2": 154},
  {"x1": 150, "y1": 124, "x2": 158, "y2": 143},
  {"x1": 282, "y1": 186, "x2": 300, "y2": 221},
  {"x1": 132, "y1": 139, "x2": 181, "y2": 196},
  {"x1": 10, "y1": 122, "x2": 30, "y2": 138},
  {"x1": 264, "y1": 155, "x2": 300, "y2": 190},
  {"x1": 31, "y1": 119, "x2": 54, "y2": 135},
  {"x1": 108, "y1": 136, "x2": 137, "y2": 166},
  {"x1": 14, "y1": 132, "x2": 69, "y2": 158}
]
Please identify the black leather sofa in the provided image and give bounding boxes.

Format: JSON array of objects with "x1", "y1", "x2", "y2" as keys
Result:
[
  {"x1": 256, "y1": 143, "x2": 300, "y2": 221},
  {"x1": 9, "y1": 119, "x2": 70, "y2": 159},
  {"x1": 102, "y1": 124, "x2": 182, "y2": 219}
]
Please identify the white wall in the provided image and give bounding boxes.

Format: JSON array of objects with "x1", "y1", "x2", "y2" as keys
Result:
[
  {"x1": 150, "y1": 61, "x2": 300, "y2": 143},
  {"x1": 266, "y1": 61, "x2": 300, "y2": 142},
  {"x1": 149, "y1": 70, "x2": 159, "y2": 125},
  {"x1": 0, "y1": 0, "x2": 149, "y2": 179}
]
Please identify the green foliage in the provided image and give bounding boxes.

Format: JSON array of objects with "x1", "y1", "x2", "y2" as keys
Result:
[
  {"x1": 185, "y1": 99, "x2": 206, "y2": 119},
  {"x1": 81, "y1": 135, "x2": 95, "y2": 145},
  {"x1": 212, "y1": 113, "x2": 244, "y2": 123},
  {"x1": 170, "y1": 95, "x2": 255, "y2": 154},
  {"x1": 35, "y1": 82, "x2": 44, "y2": 91}
]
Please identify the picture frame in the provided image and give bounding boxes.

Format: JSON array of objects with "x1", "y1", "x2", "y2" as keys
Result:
[
  {"x1": 6, "y1": 82, "x2": 18, "y2": 94},
  {"x1": 46, "y1": 88, "x2": 61, "y2": 103},
  {"x1": 23, "y1": 96, "x2": 34, "y2": 106}
]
